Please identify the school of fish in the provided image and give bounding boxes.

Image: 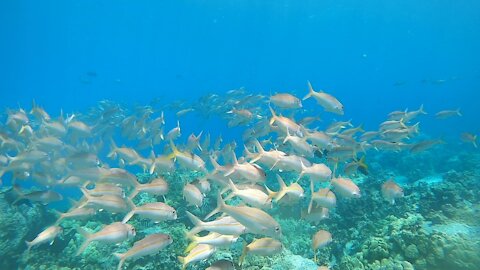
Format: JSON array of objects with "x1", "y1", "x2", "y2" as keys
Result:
[{"x1": 0, "y1": 82, "x2": 474, "y2": 269}]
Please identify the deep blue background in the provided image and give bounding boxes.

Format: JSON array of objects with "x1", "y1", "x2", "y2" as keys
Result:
[{"x1": 1, "y1": 0, "x2": 479, "y2": 137}]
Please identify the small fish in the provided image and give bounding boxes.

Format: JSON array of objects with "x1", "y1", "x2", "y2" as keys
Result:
[
  {"x1": 78, "y1": 188, "x2": 129, "y2": 213},
  {"x1": 330, "y1": 177, "x2": 361, "y2": 199},
  {"x1": 54, "y1": 207, "x2": 96, "y2": 225},
  {"x1": 183, "y1": 183, "x2": 204, "y2": 208},
  {"x1": 25, "y1": 225, "x2": 63, "y2": 252},
  {"x1": 303, "y1": 81, "x2": 344, "y2": 115},
  {"x1": 212, "y1": 195, "x2": 281, "y2": 238},
  {"x1": 186, "y1": 232, "x2": 238, "y2": 252},
  {"x1": 312, "y1": 230, "x2": 332, "y2": 262},
  {"x1": 239, "y1": 237, "x2": 282, "y2": 265},
  {"x1": 308, "y1": 188, "x2": 337, "y2": 213},
  {"x1": 122, "y1": 202, "x2": 177, "y2": 223},
  {"x1": 381, "y1": 180, "x2": 404, "y2": 204},
  {"x1": 221, "y1": 179, "x2": 272, "y2": 210},
  {"x1": 461, "y1": 132, "x2": 478, "y2": 148},
  {"x1": 186, "y1": 211, "x2": 246, "y2": 236},
  {"x1": 270, "y1": 93, "x2": 302, "y2": 109},
  {"x1": 13, "y1": 186, "x2": 63, "y2": 205},
  {"x1": 206, "y1": 259, "x2": 236, "y2": 270},
  {"x1": 76, "y1": 222, "x2": 136, "y2": 255},
  {"x1": 129, "y1": 177, "x2": 169, "y2": 199},
  {"x1": 435, "y1": 109, "x2": 462, "y2": 119},
  {"x1": 301, "y1": 206, "x2": 329, "y2": 224},
  {"x1": 115, "y1": 233, "x2": 173, "y2": 270},
  {"x1": 166, "y1": 121, "x2": 182, "y2": 141},
  {"x1": 168, "y1": 141, "x2": 206, "y2": 172},
  {"x1": 178, "y1": 244, "x2": 216, "y2": 270},
  {"x1": 269, "y1": 174, "x2": 304, "y2": 202},
  {"x1": 177, "y1": 108, "x2": 195, "y2": 117},
  {"x1": 409, "y1": 139, "x2": 445, "y2": 153}
]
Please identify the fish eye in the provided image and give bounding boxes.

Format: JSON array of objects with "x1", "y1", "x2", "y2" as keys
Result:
[
  {"x1": 172, "y1": 210, "x2": 176, "y2": 214},
  {"x1": 275, "y1": 226, "x2": 280, "y2": 232}
]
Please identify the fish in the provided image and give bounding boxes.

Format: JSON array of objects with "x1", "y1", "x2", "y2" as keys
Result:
[
  {"x1": 409, "y1": 139, "x2": 445, "y2": 153},
  {"x1": 206, "y1": 259, "x2": 236, "y2": 270},
  {"x1": 54, "y1": 207, "x2": 96, "y2": 225},
  {"x1": 186, "y1": 131, "x2": 203, "y2": 151},
  {"x1": 122, "y1": 202, "x2": 177, "y2": 223},
  {"x1": 76, "y1": 222, "x2": 136, "y2": 255},
  {"x1": 312, "y1": 230, "x2": 332, "y2": 262},
  {"x1": 248, "y1": 139, "x2": 286, "y2": 168},
  {"x1": 224, "y1": 153, "x2": 266, "y2": 183},
  {"x1": 301, "y1": 206, "x2": 329, "y2": 224},
  {"x1": 330, "y1": 177, "x2": 361, "y2": 198},
  {"x1": 239, "y1": 237, "x2": 283, "y2": 265},
  {"x1": 86, "y1": 183, "x2": 125, "y2": 197},
  {"x1": 178, "y1": 244, "x2": 216, "y2": 270},
  {"x1": 78, "y1": 188, "x2": 129, "y2": 213},
  {"x1": 13, "y1": 186, "x2": 63, "y2": 205},
  {"x1": 212, "y1": 195, "x2": 282, "y2": 238},
  {"x1": 129, "y1": 177, "x2": 169, "y2": 199},
  {"x1": 343, "y1": 156, "x2": 368, "y2": 176},
  {"x1": 25, "y1": 225, "x2": 63, "y2": 252},
  {"x1": 435, "y1": 109, "x2": 462, "y2": 119},
  {"x1": 186, "y1": 232, "x2": 238, "y2": 252},
  {"x1": 183, "y1": 183, "x2": 204, "y2": 208},
  {"x1": 166, "y1": 121, "x2": 181, "y2": 141},
  {"x1": 461, "y1": 132, "x2": 477, "y2": 148},
  {"x1": 222, "y1": 178, "x2": 272, "y2": 209},
  {"x1": 168, "y1": 141, "x2": 206, "y2": 172},
  {"x1": 381, "y1": 179, "x2": 404, "y2": 204},
  {"x1": 269, "y1": 174, "x2": 304, "y2": 202},
  {"x1": 115, "y1": 233, "x2": 173, "y2": 270},
  {"x1": 303, "y1": 81, "x2": 344, "y2": 115},
  {"x1": 186, "y1": 211, "x2": 247, "y2": 236},
  {"x1": 270, "y1": 93, "x2": 302, "y2": 109},
  {"x1": 268, "y1": 106, "x2": 304, "y2": 137},
  {"x1": 283, "y1": 128, "x2": 314, "y2": 158},
  {"x1": 308, "y1": 188, "x2": 337, "y2": 213}
]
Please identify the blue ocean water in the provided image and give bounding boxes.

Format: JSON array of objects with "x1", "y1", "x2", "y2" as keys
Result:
[{"x1": 0, "y1": 1, "x2": 479, "y2": 270}]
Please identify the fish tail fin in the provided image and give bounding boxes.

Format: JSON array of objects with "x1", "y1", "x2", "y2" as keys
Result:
[
  {"x1": 204, "y1": 194, "x2": 226, "y2": 220},
  {"x1": 419, "y1": 104, "x2": 427, "y2": 114},
  {"x1": 308, "y1": 177, "x2": 316, "y2": 214},
  {"x1": 177, "y1": 256, "x2": 187, "y2": 270},
  {"x1": 128, "y1": 189, "x2": 139, "y2": 200},
  {"x1": 184, "y1": 236, "x2": 198, "y2": 253},
  {"x1": 227, "y1": 178, "x2": 239, "y2": 194},
  {"x1": 358, "y1": 156, "x2": 368, "y2": 170},
  {"x1": 249, "y1": 140, "x2": 264, "y2": 163},
  {"x1": 76, "y1": 227, "x2": 92, "y2": 256},
  {"x1": 186, "y1": 211, "x2": 207, "y2": 235},
  {"x1": 122, "y1": 209, "x2": 136, "y2": 223},
  {"x1": 114, "y1": 253, "x2": 126, "y2": 270},
  {"x1": 209, "y1": 155, "x2": 224, "y2": 174},
  {"x1": 25, "y1": 240, "x2": 33, "y2": 252},
  {"x1": 275, "y1": 174, "x2": 288, "y2": 202},
  {"x1": 303, "y1": 80, "x2": 314, "y2": 100},
  {"x1": 107, "y1": 138, "x2": 118, "y2": 159},
  {"x1": 268, "y1": 106, "x2": 277, "y2": 125},
  {"x1": 167, "y1": 140, "x2": 179, "y2": 160},
  {"x1": 265, "y1": 184, "x2": 278, "y2": 200},
  {"x1": 12, "y1": 184, "x2": 24, "y2": 204},
  {"x1": 239, "y1": 243, "x2": 248, "y2": 266},
  {"x1": 282, "y1": 128, "x2": 291, "y2": 144},
  {"x1": 456, "y1": 108, "x2": 462, "y2": 116},
  {"x1": 52, "y1": 209, "x2": 64, "y2": 225}
]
